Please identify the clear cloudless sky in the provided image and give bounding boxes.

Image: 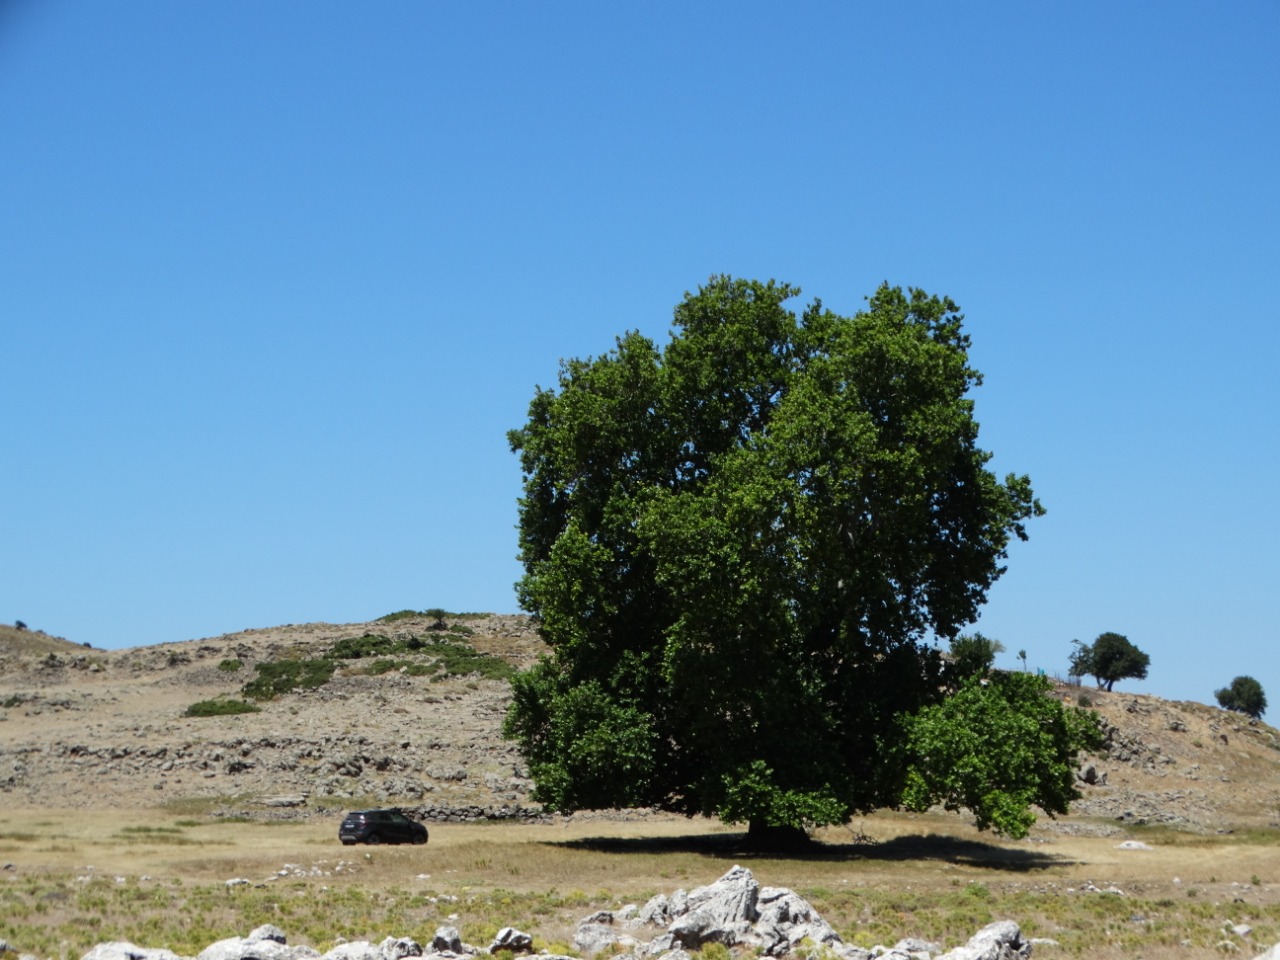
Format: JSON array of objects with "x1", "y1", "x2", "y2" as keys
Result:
[{"x1": 2, "y1": 1, "x2": 1277, "y2": 708}]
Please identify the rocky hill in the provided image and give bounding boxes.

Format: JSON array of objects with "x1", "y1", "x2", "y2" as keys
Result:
[{"x1": 2, "y1": 616, "x2": 1278, "y2": 833}]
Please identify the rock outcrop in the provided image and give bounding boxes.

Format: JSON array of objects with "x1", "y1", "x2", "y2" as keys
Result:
[
  {"x1": 69, "y1": 869, "x2": 1040, "y2": 960},
  {"x1": 573, "y1": 866, "x2": 1030, "y2": 960}
]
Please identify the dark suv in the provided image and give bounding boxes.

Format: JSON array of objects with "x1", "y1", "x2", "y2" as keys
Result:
[{"x1": 338, "y1": 809, "x2": 428, "y2": 845}]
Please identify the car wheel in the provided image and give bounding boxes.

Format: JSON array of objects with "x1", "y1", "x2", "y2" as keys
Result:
[
  {"x1": 413, "y1": 833, "x2": 427, "y2": 845},
  {"x1": 366, "y1": 833, "x2": 381, "y2": 845}
]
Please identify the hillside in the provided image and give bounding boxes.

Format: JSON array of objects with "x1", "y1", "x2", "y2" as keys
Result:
[{"x1": 2, "y1": 614, "x2": 1278, "y2": 835}]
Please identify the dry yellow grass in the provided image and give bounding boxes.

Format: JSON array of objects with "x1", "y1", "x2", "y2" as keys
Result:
[
  {"x1": 2, "y1": 806, "x2": 1278, "y2": 960},
  {"x1": 5, "y1": 616, "x2": 1280, "y2": 959}
]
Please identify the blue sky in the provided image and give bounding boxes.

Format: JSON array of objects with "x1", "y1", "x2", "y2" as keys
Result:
[{"x1": 2, "y1": 1, "x2": 1276, "y2": 709}]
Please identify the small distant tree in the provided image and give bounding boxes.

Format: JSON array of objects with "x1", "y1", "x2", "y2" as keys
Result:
[
  {"x1": 1070, "y1": 632, "x2": 1149, "y2": 691},
  {"x1": 14, "y1": 620, "x2": 27, "y2": 631},
  {"x1": 1067, "y1": 639, "x2": 1092, "y2": 684},
  {"x1": 1216, "y1": 676, "x2": 1267, "y2": 720},
  {"x1": 947, "y1": 633, "x2": 1005, "y2": 681}
]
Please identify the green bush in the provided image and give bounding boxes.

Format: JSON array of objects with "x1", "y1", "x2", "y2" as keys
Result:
[
  {"x1": 375, "y1": 608, "x2": 464, "y2": 629},
  {"x1": 217, "y1": 659, "x2": 243, "y2": 672},
  {"x1": 364, "y1": 658, "x2": 441, "y2": 677},
  {"x1": 328, "y1": 634, "x2": 398, "y2": 659},
  {"x1": 229, "y1": 629, "x2": 513, "y2": 701},
  {"x1": 241, "y1": 659, "x2": 336, "y2": 700},
  {"x1": 429, "y1": 640, "x2": 516, "y2": 681},
  {"x1": 329, "y1": 633, "x2": 429, "y2": 659},
  {"x1": 376, "y1": 609, "x2": 423, "y2": 623},
  {"x1": 184, "y1": 699, "x2": 261, "y2": 717}
]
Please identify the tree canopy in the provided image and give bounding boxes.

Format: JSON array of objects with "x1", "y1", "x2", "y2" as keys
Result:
[
  {"x1": 1069, "y1": 632, "x2": 1150, "y2": 691},
  {"x1": 505, "y1": 276, "x2": 1096, "y2": 841},
  {"x1": 1216, "y1": 675, "x2": 1267, "y2": 719},
  {"x1": 947, "y1": 632, "x2": 1005, "y2": 680}
]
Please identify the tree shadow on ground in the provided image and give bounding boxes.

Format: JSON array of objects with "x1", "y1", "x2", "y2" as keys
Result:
[{"x1": 549, "y1": 831, "x2": 1073, "y2": 872}]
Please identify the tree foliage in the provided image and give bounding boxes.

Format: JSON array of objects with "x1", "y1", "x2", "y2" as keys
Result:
[
  {"x1": 898, "y1": 672, "x2": 1102, "y2": 836},
  {"x1": 505, "y1": 276, "x2": 1094, "y2": 838},
  {"x1": 1069, "y1": 632, "x2": 1149, "y2": 691},
  {"x1": 1216, "y1": 675, "x2": 1267, "y2": 719},
  {"x1": 948, "y1": 632, "x2": 1005, "y2": 681}
]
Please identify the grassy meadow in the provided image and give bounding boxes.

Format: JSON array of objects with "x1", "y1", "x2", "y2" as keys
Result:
[{"x1": 1, "y1": 808, "x2": 1278, "y2": 960}]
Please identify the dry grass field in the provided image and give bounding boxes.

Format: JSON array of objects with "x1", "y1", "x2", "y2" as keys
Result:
[
  {"x1": 4, "y1": 615, "x2": 1280, "y2": 959},
  {"x1": 1, "y1": 805, "x2": 1279, "y2": 960}
]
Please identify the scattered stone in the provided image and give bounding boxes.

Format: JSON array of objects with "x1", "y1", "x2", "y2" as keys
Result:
[
  {"x1": 69, "y1": 873, "x2": 1057, "y2": 960},
  {"x1": 322, "y1": 944, "x2": 381, "y2": 960},
  {"x1": 1115, "y1": 840, "x2": 1153, "y2": 850},
  {"x1": 486, "y1": 929, "x2": 532, "y2": 955},
  {"x1": 936, "y1": 920, "x2": 1030, "y2": 960},
  {"x1": 890, "y1": 936, "x2": 941, "y2": 959},
  {"x1": 428, "y1": 926, "x2": 475, "y2": 957},
  {"x1": 248, "y1": 927, "x2": 288, "y2": 945},
  {"x1": 1077, "y1": 764, "x2": 1106, "y2": 786},
  {"x1": 378, "y1": 938, "x2": 422, "y2": 960},
  {"x1": 573, "y1": 867, "x2": 1012, "y2": 960},
  {"x1": 81, "y1": 946, "x2": 183, "y2": 960},
  {"x1": 196, "y1": 931, "x2": 315, "y2": 960}
]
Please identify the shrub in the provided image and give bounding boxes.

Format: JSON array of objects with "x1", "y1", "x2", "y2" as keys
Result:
[
  {"x1": 429, "y1": 640, "x2": 516, "y2": 681},
  {"x1": 328, "y1": 634, "x2": 398, "y2": 659},
  {"x1": 364, "y1": 659, "x2": 440, "y2": 677},
  {"x1": 184, "y1": 699, "x2": 261, "y2": 717},
  {"x1": 217, "y1": 659, "x2": 243, "y2": 672},
  {"x1": 376, "y1": 608, "x2": 456, "y2": 629},
  {"x1": 241, "y1": 658, "x2": 336, "y2": 700}
]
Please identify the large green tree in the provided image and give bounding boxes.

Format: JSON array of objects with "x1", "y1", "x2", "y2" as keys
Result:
[{"x1": 505, "y1": 276, "x2": 1094, "y2": 841}]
